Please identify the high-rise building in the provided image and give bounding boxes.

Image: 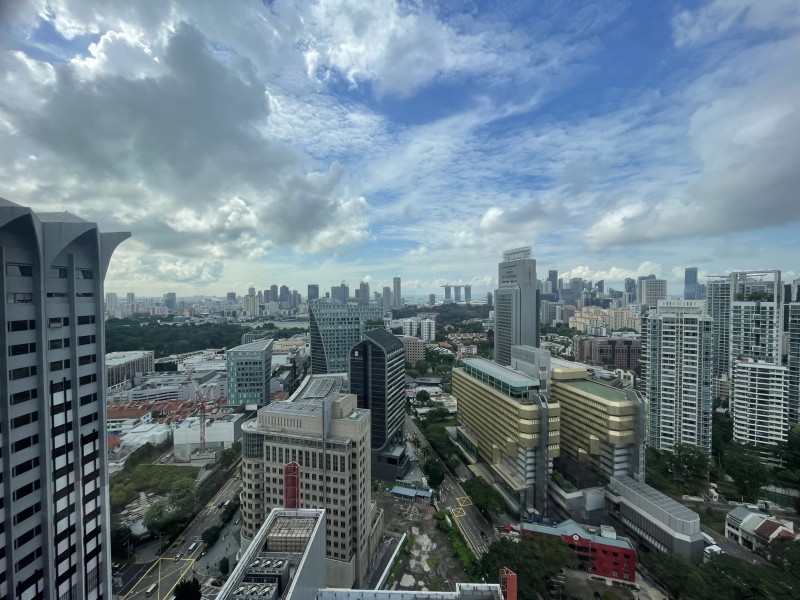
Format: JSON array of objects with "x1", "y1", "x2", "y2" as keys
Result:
[
  {"x1": 105, "y1": 292, "x2": 118, "y2": 314},
  {"x1": 454, "y1": 285, "x2": 462, "y2": 302},
  {"x1": 443, "y1": 285, "x2": 452, "y2": 303},
  {"x1": 486, "y1": 291, "x2": 492, "y2": 308},
  {"x1": 464, "y1": 284, "x2": 472, "y2": 303},
  {"x1": 494, "y1": 246, "x2": 538, "y2": 366},
  {"x1": 350, "y1": 329, "x2": 410, "y2": 480},
  {"x1": 239, "y1": 375, "x2": 380, "y2": 587},
  {"x1": 227, "y1": 340, "x2": 273, "y2": 405},
  {"x1": 270, "y1": 284, "x2": 279, "y2": 302},
  {"x1": 684, "y1": 267, "x2": 699, "y2": 300},
  {"x1": 642, "y1": 300, "x2": 713, "y2": 454},
  {"x1": 788, "y1": 303, "x2": 800, "y2": 426},
  {"x1": 596, "y1": 279, "x2": 605, "y2": 295},
  {"x1": 624, "y1": 278, "x2": 636, "y2": 305},
  {"x1": 1, "y1": 199, "x2": 129, "y2": 599},
  {"x1": 331, "y1": 282, "x2": 349, "y2": 305},
  {"x1": 309, "y1": 303, "x2": 383, "y2": 374},
  {"x1": 548, "y1": 270, "x2": 558, "y2": 298},
  {"x1": 279, "y1": 284, "x2": 291, "y2": 305},
  {"x1": 392, "y1": 276, "x2": 402, "y2": 308},
  {"x1": 226, "y1": 291, "x2": 237, "y2": 303},
  {"x1": 126, "y1": 291, "x2": 136, "y2": 314},
  {"x1": 242, "y1": 294, "x2": 259, "y2": 316},
  {"x1": 381, "y1": 286, "x2": 392, "y2": 311},
  {"x1": 729, "y1": 271, "x2": 782, "y2": 376},
  {"x1": 307, "y1": 284, "x2": 320, "y2": 302},
  {"x1": 419, "y1": 317, "x2": 436, "y2": 342},
  {"x1": 358, "y1": 281, "x2": 370, "y2": 306},
  {"x1": 248, "y1": 286, "x2": 256, "y2": 297},
  {"x1": 428, "y1": 293, "x2": 436, "y2": 306},
  {"x1": 706, "y1": 276, "x2": 732, "y2": 386},
  {"x1": 452, "y1": 358, "x2": 558, "y2": 514},
  {"x1": 636, "y1": 275, "x2": 667, "y2": 310},
  {"x1": 731, "y1": 359, "x2": 788, "y2": 462}
]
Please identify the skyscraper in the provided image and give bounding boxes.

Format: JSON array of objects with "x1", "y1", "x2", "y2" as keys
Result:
[
  {"x1": 548, "y1": 270, "x2": 558, "y2": 297},
  {"x1": 684, "y1": 267, "x2": 699, "y2": 299},
  {"x1": 270, "y1": 284, "x2": 279, "y2": 302},
  {"x1": 382, "y1": 286, "x2": 392, "y2": 311},
  {"x1": 392, "y1": 276, "x2": 401, "y2": 308},
  {"x1": 642, "y1": 300, "x2": 713, "y2": 454},
  {"x1": 428, "y1": 293, "x2": 436, "y2": 306},
  {"x1": 307, "y1": 284, "x2": 320, "y2": 302},
  {"x1": 464, "y1": 284, "x2": 472, "y2": 303},
  {"x1": 164, "y1": 291, "x2": 177, "y2": 310},
  {"x1": 1, "y1": 199, "x2": 129, "y2": 599},
  {"x1": 331, "y1": 282, "x2": 349, "y2": 304},
  {"x1": 227, "y1": 340, "x2": 273, "y2": 405},
  {"x1": 624, "y1": 278, "x2": 636, "y2": 305},
  {"x1": 788, "y1": 303, "x2": 800, "y2": 426},
  {"x1": 494, "y1": 246, "x2": 538, "y2": 366},
  {"x1": 706, "y1": 275, "x2": 732, "y2": 385},
  {"x1": 358, "y1": 281, "x2": 370, "y2": 306},
  {"x1": 309, "y1": 303, "x2": 383, "y2": 374},
  {"x1": 350, "y1": 329, "x2": 409, "y2": 480},
  {"x1": 636, "y1": 275, "x2": 667, "y2": 310},
  {"x1": 126, "y1": 291, "x2": 136, "y2": 315}
]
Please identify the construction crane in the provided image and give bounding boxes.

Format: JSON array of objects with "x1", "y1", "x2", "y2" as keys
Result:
[{"x1": 195, "y1": 387, "x2": 212, "y2": 453}]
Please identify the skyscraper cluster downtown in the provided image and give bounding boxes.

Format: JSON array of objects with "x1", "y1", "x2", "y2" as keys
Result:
[{"x1": 3, "y1": 198, "x2": 800, "y2": 597}]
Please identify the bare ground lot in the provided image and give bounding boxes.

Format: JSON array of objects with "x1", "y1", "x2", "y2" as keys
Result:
[{"x1": 376, "y1": 493, "x2": 468, "y2": 592}]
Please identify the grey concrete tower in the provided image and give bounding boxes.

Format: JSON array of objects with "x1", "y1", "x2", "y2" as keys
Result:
[{"x1": 494, "y1": 247, "x2": 538, "y2": 366}]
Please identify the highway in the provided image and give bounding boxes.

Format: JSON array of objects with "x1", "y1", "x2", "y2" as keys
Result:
[
  {"x1": 405, "y1": 415, "x2": 497, "y2": 557},
  {"x1": 120, "y1": 471, "x2": 242, "y2": 600}
]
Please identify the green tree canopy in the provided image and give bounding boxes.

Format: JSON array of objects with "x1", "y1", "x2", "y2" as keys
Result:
[
  {"x1": 724, "y1": 444, "x2": 768, "y2": 501},
  {"x1": 668, "y1": 443, "x2": 710, "y2": 494},
  {"x1": 415, "y1": 390, "x2": 431, "y2": 405},
  {"x1": 109, "y1": 524, "x2": 133, "y2": 559},
  {"x1": 219, "y1": 556, "x2": 230, "y2": 576},
  {"x1": 174, "y1": 577, "x2": 202, "y2": 600},
  {"x1": 462, "y1": 478, "x2": 505, "y2": 516},
  {"x1": 422, "y1": 459, "x2": 446, "y2": 488}
]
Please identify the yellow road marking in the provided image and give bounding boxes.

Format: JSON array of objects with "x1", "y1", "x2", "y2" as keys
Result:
[
  {"x1": 452, "y1": 507, "x2": 466, "y2": 517},
  {"x1": 456, "y1": 496, "x2": 472, "y2": 506}
]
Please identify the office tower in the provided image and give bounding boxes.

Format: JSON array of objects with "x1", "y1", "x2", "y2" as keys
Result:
[
  {"x1": 164, "y1": 291, "x2": 177, "y2": 310},
  {"x1": 569, "y1": 277, "x2": 583, "y2": 293},
  {"x1": 242, "y1": 294, "x2": 259, "y2": 316},
  {"x1": 550, "y1": 369, "x2": 646, "y2": 481},
  {"x1": 464, "y1": 284, "x2": 472, "y2": 303},
  {"x1": 624, "y1": 278, "x2": 636, "y2": 305},
  {"x1": 486, "y1": 291, "x2": 492, "y2": 308},
  {"x1": 452, "y1": 358, "x2": 559, "y2": 514},
  {"x1": 279, "y1": 284, "x2": 291, "y2": 305},
  {"x1": 731, "y1": 359, "x2": 788, "y2": 461},
  {"x1": 105, "y1": 292, "x2": 118, "y2": 314},
  {"x1": 788, "y1": 303, "x2": 800, "y2": 426},
  {"x1": 126, "y1": 291, "x2": 136, "y2": 314},
  {"x1": 1, "y1": 199, "x2": 129, "y2": 599},
  {"x1": 256, "y1": 290, "x2": 263, "y2": 304},
  {"x1": 350, "y1": 329, "x2": 409, "y2": 479},
  {"x1": 596, "y1": 280, "x2": 605, "y2": 295},
  {"x1": 239, "y1": 374, "x2": 377, "y2": 587},
  {"x1": 307, "y1": 284, "x2": 320, "y2": 302},
  {"x1": 642, "y1": 300, "x2": 713, "y2": 454},
  {"x1": 684, "y1": 267, "x2": 699, "y2": 299},
  {"x1": 358, "y1": 281, "x2": 370, "y2": 306},
  {"x1": 248, "y1": 286, "x2": 256, "y2": 297},
  {"x1": 548, "y1": 270, "x2": 558, "y2": 297},
  {"x1": 292, "y1": 290, "x2": 301, "y2": 308},
  {"x1": 443, "y1": 285, "x2": 452, "y2": 303},
  {"x1": 380, "y1": 286, "x2": 392, "y2": 311},
  {"x1": 373, "y1": 291, "x2": 380, "y2": 304},
  {"x1": 270, "y1": 284, "x2": 279, "y2": 302},
  {"x1": 309, "y1": 303, "x2": 383, "y2": 374},
  {"x1": 494, "y1": 246, "x2": 538, "y2": 366},
  {"x1": 636, "y1": 275, "x2": 667, "y2": 310},
  {"x1": 227, "y1": 340, "x2": 273, "y2": 405},
  {"x1": 706, "y1": 275, "x2": 732, "y2": 385},
  {"x1": 419, "y1": 317, "x2": 436, "y2": 342},
  {"x1": 331, "y1": 282, "x2": 349, "y2": 304},
  {"x1": 226, "y1": 291, "x2": 237, "y2": 302},
  {"x1": 392, "y1": 276, "x2": 401, "y2": 308},
  {"x1": 428, "y1": 293, "x2": 435, "y2": 306}
]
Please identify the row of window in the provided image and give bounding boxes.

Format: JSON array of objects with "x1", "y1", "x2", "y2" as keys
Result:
[{"x1": 6, "y1": 264, "x2": 94, "y2": 279}]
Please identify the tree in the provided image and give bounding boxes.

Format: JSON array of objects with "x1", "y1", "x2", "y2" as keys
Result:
[
  {"x1": 479, "y1": 536, "x2": 577, "y2": 600},
  {"x1": 462, "y1": 478, "x2": 505, "y2": 516},
  {"x1": 415, "y1": 390, "x2": 431, "y2": 405},
  {"x1": 110, "y1": 524, "x2": 133, "y2": 559},
  {"x1": 725, "y1": 444, "x2": 768, "y2": 501},
  {"x1": 415, "y1": 360, "x2": 430, "y2": 375},
  {"x1": 422, "y1": 459, "x2": 446, "y2": 488},
  {"x1": 202, "y1": 524, "x2": 223, "y2": 547},
  {"x1": 426, "y1": 406, "x2": 450, "y2": 422},
  {"x1": 668, "y1": 443, "x2": 710, "y2": 494},
  {"x1": 219, "y1": 556, "x2": 230, "y2": 576},
  {"x1": 174, "y1": 577, "x2": 202, "y2": 600},
  {"x1": 143, "y1": 500, "x2": 171, "y2": 533}
]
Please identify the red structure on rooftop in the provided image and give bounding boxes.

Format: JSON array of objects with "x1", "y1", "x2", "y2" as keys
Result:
[{"x1": 283, "y1": 461, "x2": 301, "y2": 509}]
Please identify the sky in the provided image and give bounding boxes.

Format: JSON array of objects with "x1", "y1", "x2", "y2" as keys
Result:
[{"x1": 1, "y1": 0, "x2": 799, "y2": 299}]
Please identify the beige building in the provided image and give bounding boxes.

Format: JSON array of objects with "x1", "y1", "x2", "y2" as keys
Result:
[
  {"x1": 452, "y1": 358, "x2": 559, "y2": 514},
  {"x1": 549, "y1": 369, "x2": 646, "y2": 480},
  {"x1": 239, "y1": 375, "x2": 383, "y2": 588},
  {"x1": 105, "y1": 350, "x2": 155, "y2": 387},
  {"x1": 398, "y1": 334, "x2": 425, "y2": 365}
]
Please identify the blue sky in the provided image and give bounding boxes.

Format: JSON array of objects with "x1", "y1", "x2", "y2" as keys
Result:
[{"x1": 1, "y1": 0, "x2": 798, "y2": 298}]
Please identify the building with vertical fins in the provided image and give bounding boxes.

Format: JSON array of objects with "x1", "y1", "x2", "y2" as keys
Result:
[
  {"x1": 227, "y1": 339, "x2": 273, "y2": 406},
  {"x1": 349, "y1": 329, "x2": 410, "y2": 480},
  {"x1": 642, "y1": 300, "x2": 713, "y2": 454},
  {"x1": 452, "y1": 358, "x2": 559, "y2": 515},
  {"x1": 788, "y1": 303, "x2": 800, "y2": 427},
  {"x1": 309, "y1": 302, "x2": 383, "y2": 375},
  {"x1": 1, "y1": 198, "x2": 129, "y2": 599},
  {"x1": 494, "y1": 247, "x2": 539, "y2": 366},
  {"x1": 392, "y1": 276, "x2": 402, "y2": 308}
]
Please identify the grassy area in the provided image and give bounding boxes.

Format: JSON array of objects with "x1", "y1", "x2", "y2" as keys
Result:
[
  {"x1": 110, "y1": 464, "x2": 200, "y2": 510},
  {"x1": 434, "y1": 511, "x2": 477, "y2": 576},
  {"x1": 426, "y1": 556, "x2": 439, "y2": 569}
]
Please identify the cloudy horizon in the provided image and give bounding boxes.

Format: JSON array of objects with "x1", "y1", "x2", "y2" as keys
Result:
[{"x1": 1, "y1": 0, "x2": 798, "y2": 298}]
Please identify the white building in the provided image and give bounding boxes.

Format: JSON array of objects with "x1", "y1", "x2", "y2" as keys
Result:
[
  {"x1": 173, "y1": 412, "x2": 245, "y2": 459},
  {"x1": 105, "y1": 350, "x2": 155, "y2": 387},
  {"x1": 643, "y1": 300, "x2": 713, "y2": 454},
  {"x1": 1, "y1": 199, "x2": 128, "y2": 599},
  {"x1": 788, "y1": 303, "x2": 800, "y2": 426},
  {"x1": 419, "y1": 317, "x2": 436, "y2": 342},
  {"x1": 732, "y1": 359, "x2": 789, "y2": 461}
]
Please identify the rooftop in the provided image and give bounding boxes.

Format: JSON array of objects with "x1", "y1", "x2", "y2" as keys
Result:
[
  {"x1": 560, "y1": 378, "x2": 629, "y2": 403},
  {"x1": 106, "y1": 350, "x2": 153, "y2": 366},
  {"x1": 228, "y1": 339, "x2": 274, "y2": 353},
  {"x1": 520, "y1": 519, "x2": 634, "y2": 551},
  {"x1": 462, "y1": 358, "x2": 539, "y2": 389}
]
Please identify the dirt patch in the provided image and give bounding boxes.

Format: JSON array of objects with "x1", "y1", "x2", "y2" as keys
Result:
[{"x1": 377, "y1": 493, "x2": 467, "y2": 591}]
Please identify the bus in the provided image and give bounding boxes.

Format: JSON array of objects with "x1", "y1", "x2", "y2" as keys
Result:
[
  {"x1": 188, "y1": 542, "x2": 198, "y2": 552},
  {"x1": 145, "y1": 583, "x2": 157, "y2": 597}
]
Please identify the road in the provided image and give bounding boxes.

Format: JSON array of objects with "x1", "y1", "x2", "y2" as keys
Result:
[
  {"x1": 120, "y1": 472, "x2": 242, "y2": 600},
  {"x1": 701, "y1": 524, "x2": 767, "y2": 565},
  {"x1": 405, "y1": 415, "x2": 496, "y2": 557}
]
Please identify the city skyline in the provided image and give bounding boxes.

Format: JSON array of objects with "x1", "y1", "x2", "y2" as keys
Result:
[{"x1": 1, "y1": 2, "x2": 799, "y2": 296}]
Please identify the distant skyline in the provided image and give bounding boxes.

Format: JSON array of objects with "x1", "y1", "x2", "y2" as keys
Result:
[{"x1": 1, "y1": 1, "x2": 799, "y2": 296}]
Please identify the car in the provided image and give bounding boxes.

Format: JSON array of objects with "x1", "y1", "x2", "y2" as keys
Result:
[
  {"x1": 480, "y1": 531, "x2": 489, "y2": 542},
  {"x1": 174, "y1": 553, "x2": 182, "y2": 561}
]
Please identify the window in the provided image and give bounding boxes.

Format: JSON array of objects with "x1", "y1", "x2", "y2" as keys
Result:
[
  {"x1": 75, "y1": 292, "x2": 94, "y2": 298},
  {"x1": 48, "y1": 317, "x2": 69, "y2": 328},
  {"x1": 46, "y1": 292, "x2": 68, "y2": 298},
  {"x1": 9, "y1": 366, "x2": 36, "y2": 380},
  {"x1": 49, "y1": 338, "x2": 70, "y2": 350},
  {"x1": 11, "y1": 389, "x2": 37, "y2": 404},
  {"x1": 76, "y1": 269, "x2": 93, "y2": 279},
  {"x1": 7, "y1": 319, "x2": 36, "y2": 332},
  {"x1": 7, "y1": 293, "x2": 33, "y2": 303},
  {"x1": 6, "y1": 264, "x2": 33, "y2": 277},
  {"x1": 11, "y1": 411, "x2": 38, "y2": 429},
  {"x1": 78, "y1": 354, "x2": 96, "y2": 366},
  {"x1": 50, "y1": 359, "x2": 71, "y2": 372},
  {"x1": 8, "y1": 342, "x2": 36, "y2": 356},
  {"x1": 78, "y1": 335, "x2": 96, "y2": 345},
  {"x1": 79, "y1": 373, "x2": 97, "y2": 386},
  {"x1": 77, "y1": 315, "x2": 96, "y2": 325},
  {"x1": 49, "y1": 267, "x2": 68, "y2": 278},
  {"x1": 12, "y1": 434, "x2": 38, "y2": 453}
]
